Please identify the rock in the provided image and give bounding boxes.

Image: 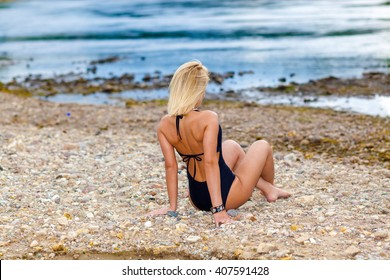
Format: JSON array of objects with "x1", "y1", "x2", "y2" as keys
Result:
[
  {"x1": 144, "y1": 221, "x2": 152, "y2": 228},
  {"x1": 227, "y1": 209, "x2": 239, "y2": 217},
  {"x1": 58, "y1": 217, "x2": 69, "y2": 226},
  {"x1": 63, "y1": 143, "x2": 79, "y2": 150},
  {"x1": 8, "y1": 139, "x2": 26, "y2": 152},
  {"x1": 52, "y1": 244, "x2": 66, "y2": 252},
  {"x1": 166, "y1": 211, "x2": 178, "y2": 218},
  {"x1": 317, "y1": 216, "x2": 326, "y2": 223},
  {"x1": 57, "y1": 178, "x2": 68, "y2": 187},
  {"x1": 73, "y1": 254, "x2": 80, "y2": 260},
  {"x1": 256, "y1": 243, "x2": 277, "y2": 254},
  {"x1": 296, "y1": 195, "x2": 316, "y2": 205},
  {"x1": 234, "y1": 249, "x2": 243, "y2": 257},
  {"x1": 325, "y1": 211, "x2": 336, "y2": 217},
  {"x1": 240, "y1": 251, "x2": 255, "y2": 259},
  {"x1": 284, "y1": 153, "x2": 297, "y2": 162},
  {"x1": 295, "y1": 234, "x2": 310, "y2": 244},
  {"x1": 374, "y1": 230, "x2": 388, "y2": 240},
  {"x1": 186, "y1": 235, "x2": 201, "y2": 243},
  {"x1": 51, "y1": 194, "x2": 60, "y2": 204},
  {"x1": 82, "y1": 185, "x2": 96, "y2": 194},
  {"x1": 345, "y1": 245, "x2": 360, "y2": 257},
  {"x1": 300, "y1": 139, "x2": 310, "y2": 146},
  {"x1": 30, "y1": 240, "x2": 39, "y2": 247},
  {"x1": 86, "y1": 212, "x2": 94, "y2": 218},
  {"x1": 175, "y1": 223, "x2": 188, "y2": 232},
  {"x1": 275, "y1": 249, "x2": 292, "y2": 258}
]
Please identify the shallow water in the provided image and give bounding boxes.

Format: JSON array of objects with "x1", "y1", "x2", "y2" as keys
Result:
[
  {"x1": 1, "y1": 0, "x2": 389, "y2": 86},
  {"x1": 2, "y1": 0, "x2": 390, "y2": 115},
  {"x1": 40, "y1": 91, "x2": 390, "y2": 117}
]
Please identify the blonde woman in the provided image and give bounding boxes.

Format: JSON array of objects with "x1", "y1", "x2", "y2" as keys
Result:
[{"x1": 149, "y1": 61, "x2": 290, "y2": 226}]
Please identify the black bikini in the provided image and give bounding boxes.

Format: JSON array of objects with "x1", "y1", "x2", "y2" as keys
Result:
[{"x1": 176, "y1": 113, "x2": 235, "y2": 211}]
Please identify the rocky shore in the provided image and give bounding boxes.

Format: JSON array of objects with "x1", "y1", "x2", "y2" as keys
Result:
[
  {"x1": 1, "y1": 65, "x2": 388, "y2": 99},
  {"x1": 0, "y1": 91, "x2": 389, "y2": 260}
]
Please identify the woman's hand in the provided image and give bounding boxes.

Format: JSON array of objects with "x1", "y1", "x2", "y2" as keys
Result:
[
  {"x1": 146, "y1": 206, "x2": 171, "y2": 216},
  {"x1": 213, "y1": 210, "x2": 233, "y2": 227}
]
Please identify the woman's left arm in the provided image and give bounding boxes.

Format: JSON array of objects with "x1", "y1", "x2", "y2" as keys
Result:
[{"x1": 148, "y1": 124, "x2": 178, "y2": 215}]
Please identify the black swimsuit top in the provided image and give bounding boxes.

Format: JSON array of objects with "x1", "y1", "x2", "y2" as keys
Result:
[{"x1": 175, "y1": 113, "x2": 222, "y2": 179}]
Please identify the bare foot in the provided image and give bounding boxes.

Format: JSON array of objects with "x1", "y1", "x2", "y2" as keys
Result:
[
  {"x1": 256, "y1": 178, "x2": 291, "y2": 202},
  {"x1": 261, "y1": 187, "x2": 291, "y2": 202}
]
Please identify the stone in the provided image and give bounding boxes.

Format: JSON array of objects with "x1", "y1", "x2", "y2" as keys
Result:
[
  {"x1": 345, "y1": 245, "x2": 360, "y2": 257},
  {"x1": 317, "y1": 216, "x2": 326, "y2": 223},
  {"x1": 63, "y1": 143, "x2": 79, "y2": 150},
  {"x1": 227, "y1": 209, "x2": 239, "y2": 217},
  {"x1": 58, "y1": 217, "x2": 69, "y2": 226},
  {"x1": 175, "y1": 223, "x2": 188, "y2": 232},
  {"x1": 51, "y1": 195, "x2": 60, "y2": 204},
  {"x1": 295, "y1": 234, "x2": 310, "y2": 244},
  {"x1": 30, "y1": 240, "x2": 39, "y2": 247},
  {"x1": 296, "y1": 195, "x2": 316, "y2": 205},
  {"x1": 240, "y1": 251, "x2": 255, "y2": 260},
  {"x1": 86, "y1": 212, "x2": 94, "y2": 218},
  {"x1": 256, "y1": 243, "x2": 277, "y2": 254},
  {"x1": 144, "y1": 221, "x2": 152, "y2": 228},
  {"x1": 373, "y1": 230, "x2": 388, "y2": 240},
  {"x1": 284, "y1": 153, "x2": 297, "y2": 162},
  {"x1": 166, "y1": 211, "x2": 178, "y2": 218},
  {"x1": 186, "y1": 236, "x2": 201, "y2": 243}
]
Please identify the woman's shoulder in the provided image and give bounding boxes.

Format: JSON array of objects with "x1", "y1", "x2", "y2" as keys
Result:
[
  {"x1": 157, "y1": 114, "x2": 172, "y2": 130},
  {"x1": 199, "y1": 110, "x2": 218, "y2": 119}
]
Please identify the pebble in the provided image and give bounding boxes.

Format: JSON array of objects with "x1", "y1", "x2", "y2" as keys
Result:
[
  {"x1": 58, "y1": 217, "x2": 69, "y2": 226},
  {"x1": 51, "y1": 195, "x2": 60, "y2": 204},
  {"x1": 166, "y1": 211, "x2": 178, "y2": 218},
  {"x1": 284, "y1": 153, "x2": 297, "y2": 162},
  {"x1": 186, "y1": 235, "x2": 201, "y2": 243},
  {"x1": 227, "y1": 209, "x2": 240, "y2": 217},
  {"x1": 295, "y1": 234, "x2": 310, "y2": 244},
  {"x1": 175, "y1": 223, "x2": 188, "y2": 232},
  {"x1": 256, "y1": 243, "x2": 277, "y2": 254},
  {"x1": 30, "y1": 240, "x2": 39, "y2": 247},
  {"x1": 373, "y1": 230, "x2": 388, "y2": 240},
  {"x1": 345, "y1": 245, "x2": 361, "y2": 257},
  {"x1": 1, "y1": 92, "x2": 389, "y2": 260},
  {"x1": 144, "y1": 221, "x2": 152, "y2": 228},
  {"x1": 86, "y1": 212, "x2": 94, "y2": 218},
  {"x1": 317, "y1": 216, "x2": 326, "y2": 223}
]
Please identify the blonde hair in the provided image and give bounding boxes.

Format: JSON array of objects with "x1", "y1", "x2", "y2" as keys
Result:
[{"x1": 167, "y1": 61, "x2": 209, "y2": 116}]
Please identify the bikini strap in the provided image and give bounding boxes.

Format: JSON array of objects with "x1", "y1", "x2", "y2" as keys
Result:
[
  {"x1": 178, "y1": 152, "x2": 204, "y2": 179},
  {"x1": 176, "y1": 115, "x2": 183, "y2": 140}
]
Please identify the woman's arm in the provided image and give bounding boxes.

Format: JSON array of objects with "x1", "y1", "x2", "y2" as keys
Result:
[
  {"x1": 158, "y1": 124, "x2": 178, "y2": 211},
  {"x1": 202, "y1": 112, "x2": 232, "y2": 226},
  {"x1": 148, "y1": 122, "x2": 178, "y2": 215}
]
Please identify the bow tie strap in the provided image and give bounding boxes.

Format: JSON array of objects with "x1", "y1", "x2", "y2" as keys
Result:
[{"x1": 179, "y1": 153, "x2": 203, "y2": 179}]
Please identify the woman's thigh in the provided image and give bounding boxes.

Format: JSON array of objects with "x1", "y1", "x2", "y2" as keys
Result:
[
  {"x1": 222, "y1": 140, "x2": 245, "y2": 172},
  {"x1": 225, "y1": 140, "x2": 272, "y2": 209}
]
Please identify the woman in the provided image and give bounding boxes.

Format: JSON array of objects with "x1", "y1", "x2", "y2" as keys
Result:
[{"x1": 149, "y1": 61, "x2": 290, "y2": 226}]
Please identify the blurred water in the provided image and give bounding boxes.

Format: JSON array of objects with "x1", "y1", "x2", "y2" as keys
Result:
[{"x1": 1, "y1": 0, "x2": 390, "y2": 113}]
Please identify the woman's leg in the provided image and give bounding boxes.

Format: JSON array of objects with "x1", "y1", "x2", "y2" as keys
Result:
[
  {"x1": 222, "y1": 140, "x2": 290, "y2": 203},
  {"x1": 225, "y1": 140, "x2": 290, "y2": 209}
]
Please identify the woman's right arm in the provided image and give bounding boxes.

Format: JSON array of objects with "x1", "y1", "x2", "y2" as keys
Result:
[{"x1": 148, "y1": 122, "x2": 178, "y2": 215}]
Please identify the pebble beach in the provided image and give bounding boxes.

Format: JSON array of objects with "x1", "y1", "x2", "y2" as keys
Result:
[{"x1": 0, "y1": 91, "x2": 389, "y2": 260}]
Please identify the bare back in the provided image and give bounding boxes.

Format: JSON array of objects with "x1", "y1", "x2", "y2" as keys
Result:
[{"x1": 158, "y1": 110, "x2": 219, "y2": 182}]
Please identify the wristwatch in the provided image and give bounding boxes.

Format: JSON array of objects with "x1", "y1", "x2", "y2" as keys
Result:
[{"x1": 210, "y1": 204, "x2": 225, "y2": 214}]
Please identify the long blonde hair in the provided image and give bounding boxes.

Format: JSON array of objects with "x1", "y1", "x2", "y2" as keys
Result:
[{"x1": 167, "y1": 61, "x2": 209, "y2": 116}]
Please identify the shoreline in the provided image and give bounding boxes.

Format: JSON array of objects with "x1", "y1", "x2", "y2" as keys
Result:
[
  {"x1": 1, "y1": 70, "x2": 389, "y2": 99},
  {"x1": 0, "y1": 92, "x2": 389, "y2": 260}
]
